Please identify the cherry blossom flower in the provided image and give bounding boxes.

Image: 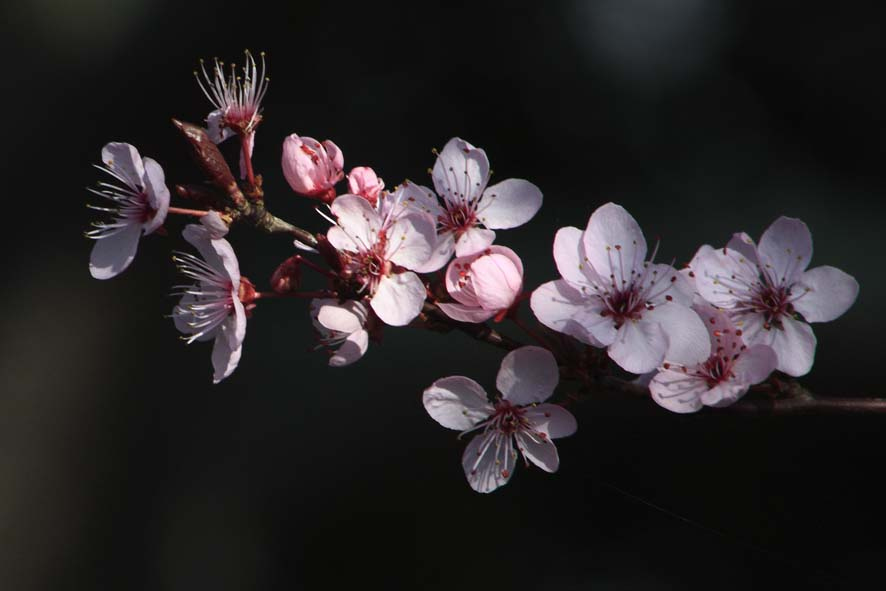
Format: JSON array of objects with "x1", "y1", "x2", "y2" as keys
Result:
[
  {"x1": 86, "y1": 142, "x2": 170, "y2": 280},
  {"x1": 650, "y1": 301, "x2": 778, "y2": 413},
  {"x1": 530, "y1": 202, "x2": 710, "y2": 374},
  {"x1": 281, "y1": 134, "x2": 344, "y2": 203},
  {"x1": 326, "y1": 192, "x2": 435, "y2": 326},
  {"x1": 413, "y1": 137, "x2": 543, "y2": 272},
  {"x1": 347, "y1": 166, "x2": 384, "y2": 206},
  {"x1": 423, "y1": 346, "x2": 576, "y2": 493},
  {"x1": 172, "y1": 223, "x2": 250, "y2": 383},
  {"x1": 437, "y1": 246, "x2": 523, "y2": 323},
  {"x1": 691, "y1": 217, "x2": 859, "y2": 377},
  {"x1": 310, "y1": 298, "x2": 371, "y2": 367}
]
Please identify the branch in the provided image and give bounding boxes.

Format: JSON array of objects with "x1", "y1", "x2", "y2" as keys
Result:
[{"x1": 419, "y1": 302, "x2": 523, "y2": 352}]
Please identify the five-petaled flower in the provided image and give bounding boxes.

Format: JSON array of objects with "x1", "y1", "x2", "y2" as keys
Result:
[
  {"x1": 415, "y1": 137, "x2": 543, "y2": 272},
  {"x1": 86, "y1": 142, "x2": 170, "y2": 280},
  {"x1": 310, "y1": 298, "x2": 372, "y2": 367},
  {"x1": 423, "y1": 346, "x2": 577, "y2": 493},
  {"x1": 438, "y1": 246, "x2": 524, "y2": 323},
  {"x1": 531, "y1": 202, "x2": 710, "y2": 374},
  {"x1": 282, "y1": 133, "x2": 344, "y2": 203},
  {"x1": 326, "y1": 189, "x2": 436, "y2": 326},
  {"x1": 651, "y1": 301, "x2": 778, "y2": 413},
  {"x1": 691, "y1": 217, "x2": 859, "y2": 377},
  {"x1": 172, "y1": 221, "x2": 251, "y2": 384}
]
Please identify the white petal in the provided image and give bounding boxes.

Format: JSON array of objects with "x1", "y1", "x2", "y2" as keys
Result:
[
  {"x1": 89, "y1": 222, "x2": 141, "y2": 279},
  {"x1": 330, "y1": 194, "x2": 382, "y2": 251},
  {"x1": 582, "y1": 203, "x2": 647, "y2": 284},
  {"x1": 574, "y1": 302, "x2": 619, "y2": 346},
  {"x1": 523, "y1": 404, "x2": 577, "y2": 439},
  {"x1": 515, "y1": 430, "x2": 559, "y2": 473},
  {"x1": 199, "y1": 210, "x2": 229, "y2": 239},
  {"x1": 141, "y1": 157, "x2": 170, "y2": 235},
  {"x1": 553, "y1": 226, "x2": 595, "y2": 288},
  {"x1": 644, "y1": 303, "x2": 710, "y2": 367},
  {"x1": 608, "y1": 319, "x2": 667, "y2": 374},
  {"x1": 317, "y1": 300, "x2": 365, "y2": 333},
  {"x1": 725, "y1": 232, "x2": 758, "y2": 264},
  {"x1": 412, "y1": 232, "x2": 455, "y2": 273},
  {"x1": 101, "y1": 142, "x2": 145, "y2": 188},
  {"x1": 462, "y1": 431, "x2": 515, "y2": 494},
  {"x1": 650, "y1": 369, "x2": 707, "y2": 414},
  {"x1": 422, "y1": 376, "x2": 493, "y2": 431},
  {"x1": 385, "y1": 212, "x2": 436, "y2": 270},
  {"x1": 692, "y1": 247, "x2": 758, "y2": 309},
  {"x1": 530, "y1": 280, "x2": 604, "y2": 346},
  {"x1": 766, "y1": 316, "x2": 817, "y2": 377},
  {"x1": 432, "y1": 138, "x2": 490, "y2": 206},
  {"x1": 496, "y1": 346, "x2": 559, "y2": 405},
  {"x1": 370, "y1": 272, "x2": 426, "y2": 326},
  {"x1": 758, "y1": 216, "x2": 813, "y2": 286},
  {"x1": 330, "y1": 329, "x2": 369, "y2": 367},
  {"x1": 699, "y1": 382, "x2": 747, "y2": 408},
  {"x1": 454, "y1": 226, "x2": 496, "y2": 257},
  {"x1": 206, "y1": 109, "x2": 235, "y2": 144},
  {"x1": 476, "y1": 178, "x2": 542, "y2": 230},
  {"x1": 211, "y1": 302, "x2": 246, "y2": 384},
  {"x1": 172, "y1": 293, "x2": 217, "y2": 342},
  {"x1": 386, "y1": 181, "x2": 443, "y2": 219},
  {"x1": 732, "y1": 344, "x2": 777, "y2": 386},
  {"x1": 793, "y1": 266, "x2": 859, "y2": 323}
]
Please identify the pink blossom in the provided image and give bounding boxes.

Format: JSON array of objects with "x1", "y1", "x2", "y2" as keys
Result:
[
  {"x1": 423, "y1": 346, "x2": 577, "y2": 493},
  {"x1": 530, "y1": 203, "x2": 710, "y2": 374},
  {"x1": 413, "y1": 138, "x2": 543, "y2": 272},
  {"x1": 691, "y1": 217, "x2": 859, "y2": 376},
  {"x1": 281, "y1": 134, "x2": 344, "y2": 203},
  {"x1": 437, "y1": 246, "x2": 523, "y2": 323},
  {"x1": 347, "y1": 166, "x2": 384, "y2": 206},
  {"x1": 172, "y1": 224, "x2": 249, "y2": 384},
  {"x1": 325, "y1": 189, "x2": 436, "y2": 326},
  {"x1": 310, "y1": 299, "x2": 371, "y2": 367},
  {"x1": 87, "y1": 142, "x2": 170, "y2": 280},
  {"x1": 197, "y1": 50, "x2": 268, "y2": 139},
  {"x1": 650, "y1": 301, "x2": 778, "y2": 413}
]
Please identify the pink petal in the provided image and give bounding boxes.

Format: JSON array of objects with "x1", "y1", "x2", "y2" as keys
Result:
[
  {"x1": 386, "y1": 182, "x2": 444, "y2": 220},
  {"x1": 101, "y1": 142, "x2": 145, "y2": 188},
  {"x1": 454, "y1": 226, "x2": 496, "y2": 257},
  {"x1": 692, "y1": 247, "x2": 757, "y2": 309},
  {"x1": 523, "y1": 404, "x2": 577, "y2": 439},
  {"x1": 322, "y1": 139, "x2": 344, "y2": 174},
  {"x1": 650, "y1": 369, "x2": 708, "y2": 414},
  {"x1": 200, "y1": 210, "x2": 230, "y2": 239},
  {"x1": 725, "y1": 232, "x2": 758, "y2": 264},
  {"x1": 758, "y1": 216, "x2": 813, "y2": 286},
  {"x1": 413, "y1": 232, "x2": 455, "y2": 274},
  {"x1": 89, "y1": 222, "x2": 141, "y2": 279},
  {"x1": 329, "y1": 194, "x2": 382, "y2": 252},
  {"x1": 793, "y1": 265, "x2": 859, "y2": 323},
  {"x1": 732, "y1": 344, "x2": 777, "y2": 386},
  {"x1": 496, "y1": 346, "x2": 559, "y2": 405},
  {"x1": 477, "y1": 178, "x2": 542, "y2": 230},
  {"x1": 437, "y1": 302, "x2": 496, "y2": 323},
  {"x1": 385, "y1": 212, "x2": 436, "y2": 270},
  {"x1": 574, "y1": 303, "x2": 619, "y2": 347},
  {"x1": 644, "y1": 303, "x2": 710, "y2": 367},
  {"x1": 530, "y1": 280, "x2": 605, "y2": 347},
  {"x1": 582, "y1": 203, "x2": 647, "y2": 284},
  {"x1": 514, "y1": 431, "x2": 559, "y2": 473},
  {"x1": 432, "y1": 137, "x2": 490, "y2": 207},
  {"x1": 608, "y1": 319, "x2": 667, "y2": 374},
  {"x1": 370, "y1": 272, "x2": 426, "y2": 326},
  {"x1": 206, "y1": 110, "x2": 235, "y2": 144},
  {"x1": 141, "y1": 157, "x2": 170, "y2": 235},
  {"x1": 317, "y1": 300, "x2": 365, "y2": 333},
  {"x1": 760, "y1": 316, "x2": 817, "y2": 377},
  {"x1": 330, "y1": 329, "x2": 369, "y2": 367},
  {"x1": 462, "y1": 431, "x2": 515, "y2": 493},
  {"x1": 553, "y1": 226, "x2": 592, "y2": 288},
  {"x1": 211, "y1": 301, "x2": 246, "y2": 384},
  {"x1": 700, "y1": 383, "x2": 748, "y2": 408},
  {"x1": 469, "y1": 253, "x2": 522, "y2": 311},
  {"x1": 422, "y1": 376, "x2": 493, "y2": 431}
]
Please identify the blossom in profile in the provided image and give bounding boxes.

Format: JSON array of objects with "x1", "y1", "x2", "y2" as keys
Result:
[
  {"x1": 650, "y1": 301, "x2": 778, "y2": 413},
  {"x1": 414, "y1": 137, "x2": 543, "y2": 272},
  {"x1": 531, "y1": 202, "x2": 710, "y2": 374},
  {"x1": 691, "y1": 217, "x2": 859, "y2": 376},
  {"x1": 326, "y1": 193, "x2": 435, "y2": 326},
  {"x1": 86, "y1": 142, "x2": 170, "y2": 280},
  {"x1": 196, "y1": 50, "x2": 268, "y2": 141},
  {"x1": 423, "y1": 346, "x2": 577, "y2": 493},
  {"x1": 310, "y1": 299, "x2": 371, "y2": 367},
  {"x1": 347, "y1": 166, "x2": 384, "y2": 206},
  {"x1": 281, "y1": 134, "x2": 344, "y2": 203},
  {"x1": 438, "y1": 246, "x2": 523, "y2": 323},
  {"x1": 172, "y1": 224, "x2": 249, "y2": 383}
]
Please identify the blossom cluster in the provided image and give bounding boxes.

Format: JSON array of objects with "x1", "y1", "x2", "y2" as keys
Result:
[{"x1": 85, "y1": 51, "x2": 859, "y2": 494}]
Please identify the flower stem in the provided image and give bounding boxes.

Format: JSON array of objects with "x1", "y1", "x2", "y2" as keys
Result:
[{"x1": 167, "y1": 206, "x2": 210, "y2": 218}]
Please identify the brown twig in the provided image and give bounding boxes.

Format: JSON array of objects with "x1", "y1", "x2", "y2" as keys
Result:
[{"x1": 419, "y1": 301, "x2": 523, "y2": 352}]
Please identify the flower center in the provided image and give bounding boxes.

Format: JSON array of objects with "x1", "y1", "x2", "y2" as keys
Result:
[
  {"x1": 440, "y1": 203, "x2": 477, "y2": 237},
  {"x1": 747, "y1": 284, "x2": 794, "y2": 329},
  {"x1": 491, "y1": 400, "x2": 528, "y2": 435},
  {"x1": 701, "y1": 354, "x2": 734, "y2": 388}
]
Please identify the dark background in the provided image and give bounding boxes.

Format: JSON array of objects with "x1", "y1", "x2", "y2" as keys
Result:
[{"x1": 2, "y1": 0, "x2": 886, "y2": 589}]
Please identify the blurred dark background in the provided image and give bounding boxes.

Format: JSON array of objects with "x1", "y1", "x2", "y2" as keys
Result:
[{"x1": 2, "y1": 0, "x2": 886, "y2": 589}]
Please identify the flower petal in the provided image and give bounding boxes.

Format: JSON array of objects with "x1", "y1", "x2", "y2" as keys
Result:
[
  {"x1": 437, "y1": 302, "x2": 496, "y2": 323},
  {"x1": 732, "y1": 344, "x2": 777, "y2": 386},
  {"x1": 454, "y1": 226, "x2": 496, "y2": 257},
  {"x1": 530, "y1": 280, "x2": 604, "y2": 347},
  {"x1": 469, "y1": 252, "x2": 522, "y2": 311},
  {"x1": 644, "y1": 303, "x2": 710, "y2": 367},
  {"x1": 101, "y1": 142, "x2": 145, "y2": 188},
  {"x1": 462, "y1": 431, "x2": 515, "y2": 493},
  {"x1": 582, "y1": 203, "x2": 647, "y2": 283},
  {"x1": 211, "y1": 301, "x2": 246, "y2": 384},
  {"x1": 141, "y1": 157, "x2": 170, "y2": 235},
  {"x1": 523, "y1": 404, "x2": 577, "y2": 439},
  {"x1": 423, "y1": 376, "x2": 493, "y2": 431},
  {"x1": 200, "y1": 210, "x2": 230, "y2": 239},
  {"x1": 758, "y1": 216, "x2": 813, "y2": 286},
  {"x1": 206, "y1": 109, "x2": 235, "y2": 144},
  {"x1": 608, "y1": 319, "x2": 667, "y2": 374},
  {"x1": 760, "y1": 316, "x2": 817, "y2": 377},
  {"x1": 477, "y1": 178, "x2": 542, "y2": 230},
  {"x1": 317, "y1": 300, "x2": 365, "y2": 333},
  {"x1": 370, "y1": 272, "x2": 426, "y2": 326},
  {"x1": 553, "y1": 226, "x2": 593, "y2": 288},
  {"x1": 725, "y1": 232, "x2": 758, "y2": 264},
  {"x1": 330, "y1": 329, "x2": 369, "y2": 367},
  {"x1": 432, "y1": 138, "x2": 490, "y2": 207},
  {"x1": 497, "y1": 346, "x2": 559, "y2": 405},
  {"x1": 650, "y1": 369, "x2": 707, "y2": 414},
  {"x1": 385, "y1": 212, "x2": 436, "y2": 270},
  {"x1": 412, "y1": 232, "x2": 455, "y2": 274},
  {"x1": 330, "y1": 194, "x2": 382, "y2": 252},
  {"x1": 515, "y1": 430, "x2": 559, "y2": 473},
  {"x1": 793, "y1": 265, "x2": 859, "y2": 323},
  {"x1": 699, "y1": 382, "x2": 748, "y2": 408},
  {"x1": 692, "y1": 247, "x2": 757, "y2": 309},
  {"x1": 89, "y1": 222, "x2": 141, "y2": 279}
]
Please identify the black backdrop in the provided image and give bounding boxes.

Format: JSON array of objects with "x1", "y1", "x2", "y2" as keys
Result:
[{"x1": 3, "y1": 1, "x2": 886, "y2": 589}]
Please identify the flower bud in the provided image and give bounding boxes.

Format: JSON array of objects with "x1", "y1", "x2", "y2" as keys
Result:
[
  {"x1": 438, "y1": 246, "x2": 523, "y2": 323},
  {"x1": 347, "y1": 166, "x2": 384, "y2": 206},
  {"x1": 271, "y1": 255, "x2": 303, "y2": 293},
  {"x1": 281, "y1": 133, "x2": 344, "y2": 204}
]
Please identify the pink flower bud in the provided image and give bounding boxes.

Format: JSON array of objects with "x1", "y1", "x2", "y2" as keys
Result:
[
  {"x1": 347, "y1": 166, "x2": 384, "y2": 206},
  {"x1": 438, "y1": 246, "x2": 523, "y2": 323},
  {"x1": 281, "y1": 133, "x2": 344, "y2": 203}
]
